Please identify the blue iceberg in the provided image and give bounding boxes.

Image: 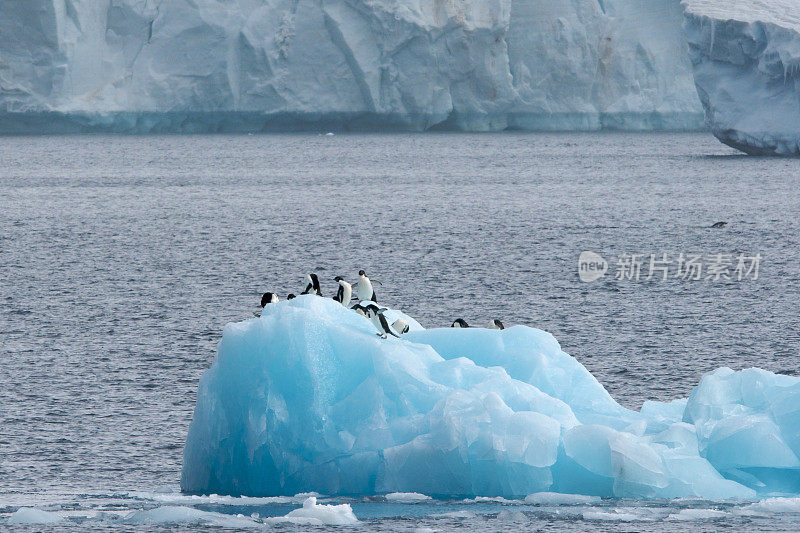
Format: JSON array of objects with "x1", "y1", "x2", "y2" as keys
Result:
[{"x1": 181, "y1": 296, "x2": 800, "y2": 499}]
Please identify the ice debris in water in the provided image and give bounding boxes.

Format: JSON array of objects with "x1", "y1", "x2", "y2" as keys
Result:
[
  {"x1": 266, "y1": 497, "x2": 359, "y2": 525},
  {"x1": 386, "y1": 492, "x2": 432, "y2": 503},
  {"x1": 525, "y1": 492, "x2": 601, "y2": 505},
  {"x1": 181, "y1": 296, "x2": 800, "y2": 499},
  {"x1": 8, "y1": 508, "x2": 64, "y2": 525},
  {"x1": 123, "y1": 506, "x2": 260, "y2": 527}
]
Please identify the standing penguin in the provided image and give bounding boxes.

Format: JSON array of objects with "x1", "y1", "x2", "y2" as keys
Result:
[
  {"x1": 301, "y1": 273, "x2": 322, "y2": 296},
  {"x1": 356, "y1": 270, "x2": 378, "y2": 302},
  {"x1": 333, "y1": 276, "x2": 352, "y2": 306},
  {"x1": 451, "y1": 319, "x2": 469, "y2": 328},
  {"x1": 488, "y1": 319, "x2": 505, "y2": 330}
]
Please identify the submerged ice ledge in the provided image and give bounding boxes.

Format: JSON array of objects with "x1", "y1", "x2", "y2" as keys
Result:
[{"x1": 181, "y1": 296, "x2": 800, "y2": 499}]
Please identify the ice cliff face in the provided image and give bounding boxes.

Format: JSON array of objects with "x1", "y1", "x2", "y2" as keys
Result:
[
  {"x1": 0, "y1": 0, "x2": 703, "y2": 132},
  {"x1": 683, "y1": 0, "x2": 800, "y2": 155},
  {"x1": 181, "y1": 296, "x2": 800, "y2": 498}
]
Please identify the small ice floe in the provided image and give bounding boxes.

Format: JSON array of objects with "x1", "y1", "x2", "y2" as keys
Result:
[
  {"x1": 525, "y1": 492, "x2": 601, "y2": 505},
  {"x1": 463, "y1": 496, "x2": 519, "y2": 504},
  {"x1": 666, "y1": 508, "x2": 726, "y2": 521},
  {"x1": 496, "y1": 509, "x2": 528, "y2": 522},
  {"x1": 583, "y1": 509, "x2": 645, "y2": 521},
  {"x1": 122, "y1": 506, "x2": 260, "y2": 527},
  {"x1": 325, "y1": 132, "x2": 335, "y2": 136},
  {"x1": 265, "y1": 496, "x2": 359, "y2": 526},
  {"x1": 385, "y1": 492, "x2": 432, "y2": 503},
  {"x1": 8, "y1": 508, "x2": 64, "y2": 525},
  {"x1": 739, "y1": 497, "x2": 800, "y2": 515}
]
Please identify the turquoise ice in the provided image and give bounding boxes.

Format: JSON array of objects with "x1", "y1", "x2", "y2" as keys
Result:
[{"x1": 181, "y1": 296, "x2": 799, "y2": 498}]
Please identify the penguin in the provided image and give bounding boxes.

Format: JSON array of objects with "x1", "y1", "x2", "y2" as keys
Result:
[
  {"x1": 392, "y1": 318, "x2": 410, "y2": 334},
  {"x1": 301, "y1": 273, "x2": 322, "y2": 296},
  {"x1": 333, "y1": 276, "x2": 352, "y2": 306},
  {"x1": 711, "y1": 221, "x2": 727, "y2": 228},
  {"x1": 286, "y1": 293, "x2": 296, "y2": 300},
  {"x1": 356, "y1": 270, "x2": 378, "y2": 302},
  {"x1": 451, "y1": 318, "x2": 469, "y2": 328},
  {"x1": 365, "y1": 306, "x2": 399, "y2": 339},
  {"x1": 488, "y1": 319, "x2": 505, "y2": 330},
  {"x1": 255, "y1": 292, "x2": 279, "y2": 316},
  {"x1": 261, "y1": 292, "x2": 279, "y2": 307},
  {"x1": 374, "y1": 309, "x2": 400, "y2": 339}
]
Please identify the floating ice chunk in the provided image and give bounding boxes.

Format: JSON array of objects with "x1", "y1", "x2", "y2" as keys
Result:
[
  {"x1": 122, "y1": 506, "x2": 259, "y2": 527},
  {"x1": 385, "y1": 492, "x2": 432, "y2": 503},
  {"x1": 524, "y1": 492, "x2": 601, "y2": 505},
  {"x1": 496, "y1": 509, "x2": 527, "y2": 522},
  {"x1": 267, "y1": 497, "x2": 358, "y2": 526},
  {"x1": 582, "y1": 509, "x2": 645, "y2": 521},
  {"x1": 666, "y1": 508, "x2": 726, "y2": 521},
  {"x1": 739, "y1": 497, "x2": 800, "y2": 515},
  {"x1": 463, "y1": 496, "x2": 519, "y2": 504},
  {"x1": 181, "y1": 298, "x2": 800, "y2": 499},
  {"x1": 8, "y1": 508, "x2": 64, "y2": 524}
]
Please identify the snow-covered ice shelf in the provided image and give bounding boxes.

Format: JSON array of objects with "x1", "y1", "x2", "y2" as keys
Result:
[
  {"x1": 0, "y1": 0, "x2": 703, "y2": 133},
  {"x1": 683, "y1": 0, "x2": 800, "y2": 155}
]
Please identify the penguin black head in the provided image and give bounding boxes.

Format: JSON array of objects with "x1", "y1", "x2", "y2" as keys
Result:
[
  {"x1": 261, "y1": 292, "x2": 276, "y2": 307},
  {"x1": 287, "y1": 294, "x2": 296, "y2": 300},
  {"x1": 334, "y1": 276, "x2": 344, "y2": 282},
  {"x1": 359, "y1": 270, "x2": 366, "y2": 276},
  {"x1": 451, "y1": 318, "x2": 469, "y2": 328},
  {"x1": 489, "y1": 319, "x2": 505, "y2": 330}
]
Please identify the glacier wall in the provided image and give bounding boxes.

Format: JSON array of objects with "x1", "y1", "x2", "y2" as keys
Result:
[
  {"x1": 0, "y1": 0, "x2": 703, "y2": 132},
  {"x1": 683, "y1": 0, "x2": 800, "y2": 155},
  {"x1": 181, "y1": 296, "x2": 800, "y2": 498}
]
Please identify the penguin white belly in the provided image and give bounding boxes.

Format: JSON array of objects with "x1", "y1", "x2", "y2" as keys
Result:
[{"x1": 357, "y1": 281, "x2": 373, "y2": 301}]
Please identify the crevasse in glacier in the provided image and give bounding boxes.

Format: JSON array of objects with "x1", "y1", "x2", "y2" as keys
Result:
[
  {"x1": 683, "y1": 0, "x2": 800, "y2": 155},
  {"x1": 181, "y1": 296, "x2": 800, "y2": 498},
  {"x1": 0, "y1": 0, "x2": 703, "y2": 132}
]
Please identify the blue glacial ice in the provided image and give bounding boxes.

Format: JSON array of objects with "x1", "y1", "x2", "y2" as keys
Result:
[{"x1": 181, "y1": 296, "x2": 800, "y2": 499}]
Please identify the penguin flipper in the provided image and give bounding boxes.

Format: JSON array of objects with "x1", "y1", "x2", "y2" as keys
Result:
[{"x1": 371, "y1": 293, "x2": 378, "y2": 302}]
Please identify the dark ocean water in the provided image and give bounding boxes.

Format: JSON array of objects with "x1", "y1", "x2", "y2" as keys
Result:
[{"x1": 1, "y1": 133, "x2": 799, "y2": 530}]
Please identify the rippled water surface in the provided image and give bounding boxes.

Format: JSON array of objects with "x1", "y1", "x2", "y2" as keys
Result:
[{"x1": 2, "y1": 133, "x2": 799, "y2": 530}]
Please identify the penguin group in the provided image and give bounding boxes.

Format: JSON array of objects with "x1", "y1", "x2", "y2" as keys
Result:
[
  {"x1": 257, "y1": 271, "x2": 506, "y2": 336},
  {"x1": 257, "y1": 270, "x2": 405, "y2": 338},
  {"x1": 451, "y1": 318, "x2": 505, "y2": 330}
]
